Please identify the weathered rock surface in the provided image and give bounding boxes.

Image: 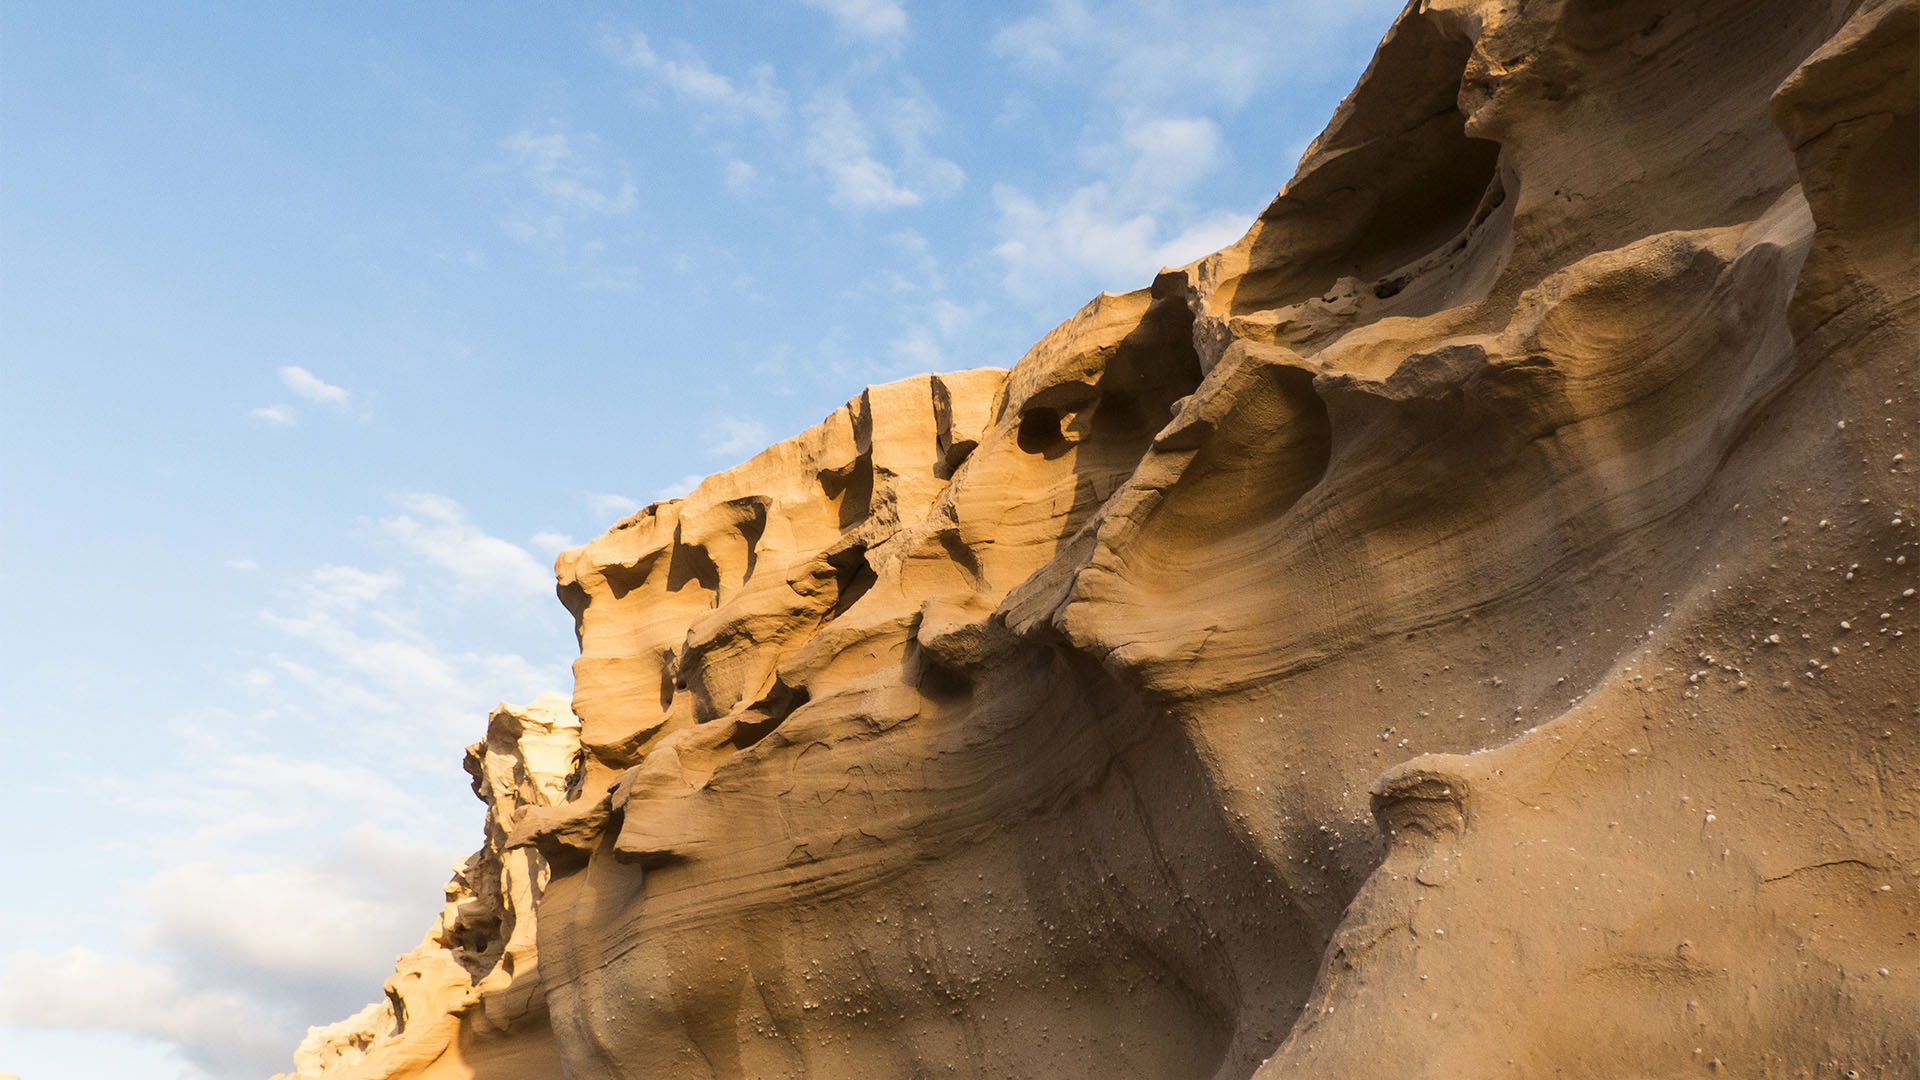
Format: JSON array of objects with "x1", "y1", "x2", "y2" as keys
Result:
[
  {"x1": 275, "y1": 693, "x2": 581, "y2": 1080},
  {"x1": 287, "y1": 0, "x2": 1917, "y2": 1076}
]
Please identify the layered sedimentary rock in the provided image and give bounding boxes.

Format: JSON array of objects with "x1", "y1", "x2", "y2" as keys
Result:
[{"x1": 287, "y1": 0, "x2": 1917, "y2": 1076}]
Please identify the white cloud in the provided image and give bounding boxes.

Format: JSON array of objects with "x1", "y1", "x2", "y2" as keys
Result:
[
  {"x1": 990, "y1": 113, "x2": 1246, "y2": 299},
  {"x1": 705, "y1": 414, "x2": 771, "y2": 459},
  {"x1": 724, "y1": 159, "x2": 756, "y2": 193},
  {"x1": 306, "y1": 564, "x2": 402, "y2": 606},
  {"x1": 1152, "y1": 209, "x2": 1251, "y2": 268},
  {"x1": 886, "y1": 229, "x2": 947, "y2": 292},
  {"x1": 249, "y1": 404, "x2": 296, "y2": 425},
  {"x1": 262, "y1": 617, "x2": 464, "y2": 719},
  {"x1": 278, "y1": 366, "x2": 352, "y2": 411},
  {"x1": 1, "y1": 477, "x2": 573, "y2": 1077},
  {"x1": 803, "y1": 89, "x2": 962, "y2": 210},
  {"x1": 606, "y1": 32, "x2": 786, "y2": 124},
  {"x1": 879, "y1": 86, "x2": 965, "y2": 200},
  {"x1": 890, "y1": 326, "x2": 946, "y2": 372},
  {"x1": 1114, "y1": 115, "x2": 1224, "y2": 203},
  {"x1": 377, "y1": 493, "x2": 552, "y2": 601},
  {"x1": 981, "y1": 1, "x2": 1400, "y2": 305},
  {"x1": 0, "y1": 947, "x2": 284, "y2": 1079},
  {"x1": 143, "y1": 856, "x2": 429, "y2": 988},
  {"x1": 991, "y1": 181, "x2": 1250, "y2": 297},
  {"x1": 585, "y1": 491, "x2": 641, "y2": 521},
  {"x1": 225, "y1": 559, "x2": 260, "y2": 572},
  {"x1": 990, "y1": 0, "x2": 1399, "y2": 110},
  {"x1": 259, "y1": 570, "x2": 558, "y2": 740},
  {"x1": 529, "y1": 530, "x2": 574, "y2": 554},
  {"x1": 496, "y1": 129, "x2": 648, "y2": 290},
  {"x1": 993, "y1": 182, "x2": 1154, "y2": 293},
  {"x1": 652, "y1": 474, "x2": 706, "y2": 501},
  {"x1": 805, "y1": 92, "x2": 918, "y2": 209},
  {"x1": 0, "y1": 827, "x2": 453, "y2": 1080},
  {"x1": 928, "y1": 297, "x2": 972, "y2": 336},
  {"x1": 991, "y1": 2, "x2": 1084, "y2": 69},
  {"x1": 797, "y1": 0, "x2": 907, "y2": 41},
  {"x1": 501, "y1": 130, "x2": 638, "y2": 218}
]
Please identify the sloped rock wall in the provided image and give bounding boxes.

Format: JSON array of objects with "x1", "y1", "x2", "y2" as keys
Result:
[{"x1": 285, "y1": 1, "x2": 1918, "y2": 1076}]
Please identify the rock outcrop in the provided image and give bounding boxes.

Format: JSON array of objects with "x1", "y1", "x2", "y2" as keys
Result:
[
  {"x1": 286, "y1": 0, "x2": 1917, "y2": 1076},
  {"x1": 276, "y1": 693, "x2": 581, "y2": 1080}
]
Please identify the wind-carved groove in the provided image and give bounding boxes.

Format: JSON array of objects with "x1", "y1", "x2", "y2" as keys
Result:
[
  {"x1": 657, "y1": 648, "x2": 678, "y2": 710},
  {"x1": 936, "y1": 528, "x2": 984, "y2": 589},
  {"x1": 664, "y1": 533, "x2": 720, "y2": 599},
  {"x1": 933, "y1": 375, "x2": 984, "y2": 479},
  {"x1": 1227, "y1": 12, "x2": 1504, "y2": 329},
  {"x1": 600, "y1": 549, "x2": 665, "y2": 601},
  {"x1": 730, "y1": 678, "x2": 811, "y2": 752},
  {"x1": 825, "y1": 543, "x2": 876, "y2": 619},
  {"x1": 1371, "y1": 174, "x2": 1509, "y2": 302},
  {"x1": 819, "y1": 452, "x2": 874, "y2": 530},
  {"x1": 1130, "y1": 355, "x2": 1334, "y2": 572},
  {"x1": 737, "y1": 502, "x2": 767, "y2": 583}
]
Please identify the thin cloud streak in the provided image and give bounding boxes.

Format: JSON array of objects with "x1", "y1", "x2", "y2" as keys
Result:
[
  {"x1": 798, "y1": 0, "x2": 908, "y2": 41},
  {"x1": 605, "y1": 31, "x2": 787, "y2": 124}
]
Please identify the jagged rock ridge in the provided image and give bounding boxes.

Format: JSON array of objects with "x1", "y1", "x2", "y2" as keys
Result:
[{"x1": 286, "y1": 1, "x2": 1917, "y2": 1076}]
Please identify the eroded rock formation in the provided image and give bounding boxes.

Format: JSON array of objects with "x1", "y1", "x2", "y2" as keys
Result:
[
  {"x1": 277, "y1": 693, "x2": 581, "y2": 1079},
  {"x1": 285, "y1": 0, "x2": 1917, "y2": 1076}
]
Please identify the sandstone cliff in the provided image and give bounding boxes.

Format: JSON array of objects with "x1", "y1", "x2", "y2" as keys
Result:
[{"x1": 285, "y1": 0, "x2": 1918, "y2": 1076}]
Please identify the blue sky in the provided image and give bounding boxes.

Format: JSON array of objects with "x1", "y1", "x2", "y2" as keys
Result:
[{"x1": 0, "y1": 2, "x2": 1403, "y2": 1076}]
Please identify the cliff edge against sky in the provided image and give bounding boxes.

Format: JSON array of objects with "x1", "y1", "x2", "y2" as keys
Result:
[{"x1": 282, "y1": 0, "x2": 1917, "y2": 1076}]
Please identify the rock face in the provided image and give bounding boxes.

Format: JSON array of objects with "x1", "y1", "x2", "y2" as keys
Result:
[
  {"x1": 286, "y1": 0, "x2": 1918, "y2": 1076},
  {"x1": 276, "y1": 693, "x2": 581, "y2": 1080}
]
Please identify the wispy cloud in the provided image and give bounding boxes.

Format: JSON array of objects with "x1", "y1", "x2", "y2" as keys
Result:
[
  {"x1": 797, "y1": 0, "x2": 908, "y2": 41},
  {"x1": 652, "y1": 474, "x2": 706, "y2": 501},
  {"x1": 496, "y1": 129, "x2": 645, "y2": 289},
  {"x1": 424, "y1": 247, "x2": 487, "y2": 270},
  {"x1": 584, "y1": 491, "x2": 641, "y2": 521},
  {"x1": 990, "y1": 0, "x2": 1398, "y2": 110},
  {"x1": 983, "y1": 0, "x2": 1403, "y2": 303},
  {"x1": 803, "y1": 89, "x2": 962, "y2": 210},
  {"x1": 501, "y1": 130, "x2": 638, "y2": 218},
  {"x1": 0, "y1": 826, "x2": 453, "y2": 1080},
  {"x1": 879, "y1": 84, "x2": 965, "y2": 199},
  {"x1": 890, "y1": 326, "x2": 947, "y2": 372},
  {"x1": 605, "y1": 31, "x2": 786, "y2": 124},
  {"x1": 377, "y1": 493, "x2": 552, "y2": 602},
  {"x1": 805, "y1": 92, "x2": 917, "y2": 209},
  {"x1": 249, "y1": 404, "x2": 296, "y2": 426},
  {"x1": 256, "y1": 579, "x2": 557, "y2": 746},
  {"x1": 2, "y1": 946, "x2": 287, "y2": 1079},
  {"x1": 993, "y1": 182, "x2": 1248, "y2": 297},
  {"x1": 3, "y1": 481, "x2": 570, "y2": 1078},
  {"x1": 705, "y1": 414, "x2": 771, "y2": 460},
  {"x1": 305, "y1": 563, "x2": 401, "y2": 606},
  {"x1": 990, "y1": 112, "x2": 1247, "y2": 298}
]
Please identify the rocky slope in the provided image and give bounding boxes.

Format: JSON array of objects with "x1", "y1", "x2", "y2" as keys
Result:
[{"x1": 284, "y1": 0, "x2": 1918, "y2": 1076}]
